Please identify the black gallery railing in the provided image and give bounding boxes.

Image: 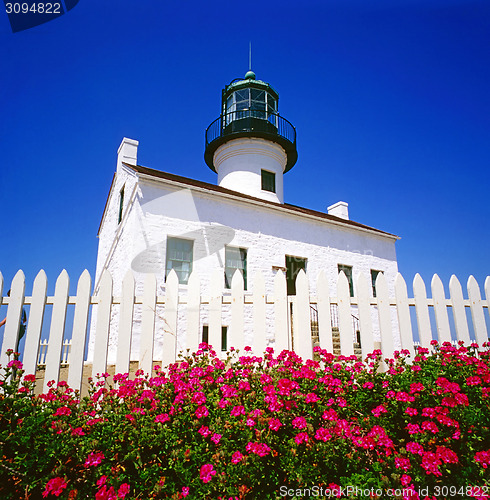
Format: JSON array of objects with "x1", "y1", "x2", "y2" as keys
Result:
[{"x1": 205, "y1": 109, "x2": 296, "y2": 148}]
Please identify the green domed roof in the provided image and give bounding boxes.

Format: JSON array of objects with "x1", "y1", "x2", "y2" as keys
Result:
[{"x1": 225, "y1": 74, "x2": 279, "y2": 100}]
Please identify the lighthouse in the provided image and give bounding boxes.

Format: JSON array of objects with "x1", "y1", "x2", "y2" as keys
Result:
[
  {"x1": 204, "y1": 70, "x2": 297, "y2": 204},
  {"x1": 88, "y1": 67, "x2": 399, "y2": 365}
]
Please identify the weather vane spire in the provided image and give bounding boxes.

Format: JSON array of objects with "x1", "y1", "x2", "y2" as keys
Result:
[{"x1": 249, "y1": 42, "x2": 252, "y2": 71}]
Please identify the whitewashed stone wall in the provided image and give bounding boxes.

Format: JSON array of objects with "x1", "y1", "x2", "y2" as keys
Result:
[
  {"x1": 216, "y1": 138, "x2": 286, "y2": 203},
  {"x1": 87, "y1": 171, "x2": 398, "y2": 364}
]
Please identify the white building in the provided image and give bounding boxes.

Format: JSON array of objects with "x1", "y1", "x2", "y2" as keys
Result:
[{"x1": 87, "y1": 71, "x2": 399, "y2": 363}]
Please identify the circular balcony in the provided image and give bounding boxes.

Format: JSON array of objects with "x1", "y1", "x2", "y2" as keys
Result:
[{"x1": 205, "y1": 109, "x2": 297, "y2": 173}]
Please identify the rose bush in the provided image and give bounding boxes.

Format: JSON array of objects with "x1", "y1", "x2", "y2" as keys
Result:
[{"x1": 0, "y1": 342, "x2": 489, "y2": 499}]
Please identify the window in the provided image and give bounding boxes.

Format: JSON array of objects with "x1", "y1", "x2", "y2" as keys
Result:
[
  {"x1": 118, "y1": 186, "x2": 125, "y2": 224},
  {"x1": 286, "y1": 255, "x2": 307, "y2": 295},
  {"x1": 202, "y1": 325, "x2": 228, "y2": 352},
  {"x1": 371, "y1": 270, "x2": 383, "y2": 298},
  {"x1": 225, "y1": 88, "x2": 277, "y2": 123},
  {"x1": 250, "y1": 88, "x2": 266, "y2": 118},
  {"x1": 338, "y1": 265, "x2": 354, "y2": 297},
  {"x1": 221, "y1": 326, "x2": 228, "y2": 352},
  {"x1": 267, "y1": 95, "x2": 277, "y2": 114},
  {"x1": 267, "y1": 96, "x2": 277, "y2": 125},
  {"x1": 166, "y1": 237, "x2": 193, "y2": 284},
  {"x1": 261, "y1": 170, "x2": 276, "y2": 193},
  {"x1": 235, "y1": 89, "x2": 249, "y2": 111},
  {"x1": 202, "y1": 325, "x2": 209, "y2": 344},
  {"x1": 225, "y1": 246, "x2": 247, "y2": 290}
]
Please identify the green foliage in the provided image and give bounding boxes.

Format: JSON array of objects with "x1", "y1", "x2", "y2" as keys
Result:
[{"x1": 0, "y1": 343, "x2": 489, "y2": 499}]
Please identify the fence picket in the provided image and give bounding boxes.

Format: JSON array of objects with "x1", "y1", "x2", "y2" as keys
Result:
[
  {"x1": 186, "y1": 271, "x2": 200, "y2": 356},
  {"x1": 22, "y1": 270, "x2": 47, "y2": 377},
  {"x1": 274, "y1": 271, "x2": 289, "y2": 353},
  {"x1": 209, "y1": 269, "x2": 222, "y2": 353},
  {"x1": 253, "y1": 271, "x2": 266, "y2": 356},
  {"x1": 486, "y1": 276, "x2": 490, "y2": 317},
  {"x1": 356, "y1": 272, "x2": 374, "y2": 359},
  {"x1": 230, "y1": 270, "x2": 244, "y2": 352},
  {"x1": 431, "y1": 274, "x2": 452, "y2": 344},
  {"x1": 62, "y1": 340, "x2": 71, "y2": 364},
  {"x1": 67, "y1": 270, "x2": 91, "y2": 392},
  {"x1": 337, "y1": 271, "x2": 354, "y2": 356},
  {"x1": 377, "y1": 272, "x2": 395, "y2": 359},
  {"x1": 38, "y1": 340, "x2": 48, "y2": 365},
  {"x1": 316, "y1": 271, "x2": 333, "y2": 353},
  {"x1": 394, "y1": 273, "x2": 415, "y2": 359},
  {"x1": 294, "y1": 269, "x2": 312, "y2": 361},
  {"x1": 467, "y1": 276, "x2": 488, "y2": 346},
  {"x1": 43, "y1": 270, "x2": 69, "y2": 393},
  {"x1": 92, "y1": 270, "x2": 112, "y2": 380},
  {"x1": 162, "y1": 270, "x2": 178, "y2": 368},
  {"x1": 413, "y1": 274, "x2": 432, "y2": 348},
  {"x1": 1, "y1": 268, "x2": 490, "y2": 390},
  {"x1": 115, "y1": 270, "x2": 135, "y2": 376},
  {"x1": 449, "y1": 275, "x2": 470, "y2": 345},
  {"x1": 140, "y1": 273, "x2": 157, "y2": 374},
  {"x1": 0, "y1": 270, "x2": 26, "y2": 368}
]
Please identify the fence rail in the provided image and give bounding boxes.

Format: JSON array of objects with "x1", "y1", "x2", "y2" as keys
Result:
[{"x1": 0, "y1": 269, "x2": 489, "y2": 394}]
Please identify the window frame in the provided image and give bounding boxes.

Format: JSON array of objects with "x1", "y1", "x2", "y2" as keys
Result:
[
  {"x1": 221, "y1": 326, "x2": 228, "y2": 352},
  {"x1": 261, "y1": 169, "x2": 276, "y2": 193},
  {"x1": 370, "y1": 269, "x2": 383, "y2": 298},
  {"x1": 338, "y1": 264, "x2": 354, "y2": 297},
  {"x1": 224, "y1": 246, "x2": 248, "y2": 290},
  {"x1": 165, "y1": 236, "x2": 193, "y2": 285},
  {"x1": 225, "y1": 88, "x2": 277, "y2": 122},
  {"x1": 286, "y1": 255, "x2": 307, "y2": 295},
  {"x1": 118, "y1": 185, "x2": 125, "y2": 225}
]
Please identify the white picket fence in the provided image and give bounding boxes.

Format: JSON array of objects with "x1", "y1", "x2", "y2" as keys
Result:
[
  {"x1": 37, "y1": 339, "x2": 72, "y2": 366},
  {"x1": 0, "y1": 269, "x2": 489, "y2": 395}
]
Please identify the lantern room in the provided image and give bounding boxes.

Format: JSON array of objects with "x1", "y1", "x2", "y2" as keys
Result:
[{"x1": 205, "y1": 71, "x2": 297, "y2": 204}]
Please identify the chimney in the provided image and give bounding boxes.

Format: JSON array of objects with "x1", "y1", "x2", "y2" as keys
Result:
[
  {"x1": 327, "y1": 201, "x2": 349, "y2": 220},
  {"x1": 117, "y1": 137, "x2": 139, "y2": 172}
]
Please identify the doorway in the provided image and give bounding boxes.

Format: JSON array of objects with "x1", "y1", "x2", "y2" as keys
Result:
[{"x1": 285, "y1": 255, "x2": 307, "y2": 295}]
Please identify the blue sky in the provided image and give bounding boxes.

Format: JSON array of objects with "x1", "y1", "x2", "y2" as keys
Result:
[{"x1": 1, "y1": 0, "x2": 489, "y2": 298}]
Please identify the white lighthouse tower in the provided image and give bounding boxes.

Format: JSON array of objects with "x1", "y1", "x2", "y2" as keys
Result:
[{"x1": 204, "y1": 70, "x2": 297, "y2": 203}]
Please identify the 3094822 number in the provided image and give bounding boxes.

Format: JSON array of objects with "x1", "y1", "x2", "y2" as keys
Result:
[
  {"x1": 5, "y1": 3, "x2": 62, "y2": 14},
  {"x1": 433, "y1": 486, "x2": 490, "y2": 497}
]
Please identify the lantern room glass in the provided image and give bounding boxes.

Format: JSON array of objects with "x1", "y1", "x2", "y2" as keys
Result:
[{"x1": 225, "y1": 88, "x2": 277, "y2": 125}]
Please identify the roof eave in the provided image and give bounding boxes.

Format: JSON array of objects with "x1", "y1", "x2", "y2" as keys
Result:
[{"x1": 123, "y1": 163, "x2": 399, "y2": 241}]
